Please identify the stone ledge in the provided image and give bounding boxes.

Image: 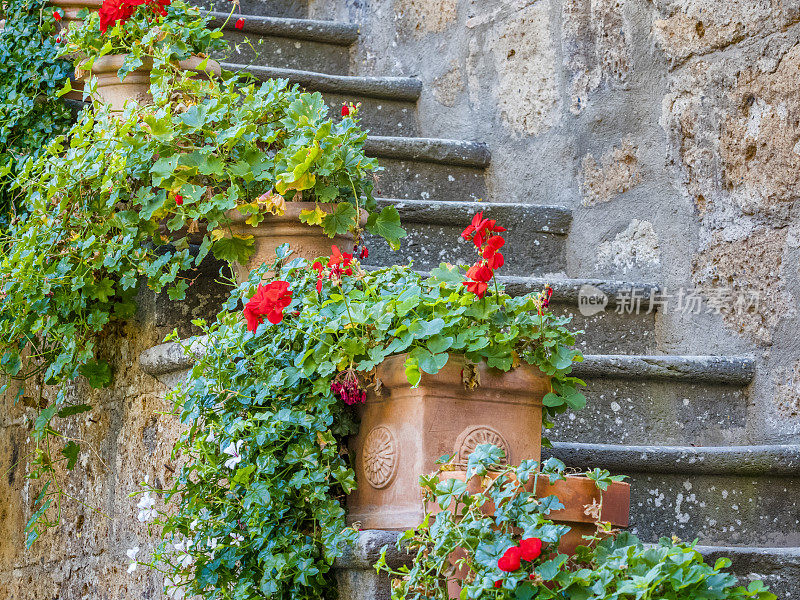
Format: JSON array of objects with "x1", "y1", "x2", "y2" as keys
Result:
[
  {"x1": 364, "y1": 136, "x2": 491, "y2": 168},
  {"x1": 376, "y1": 198, "x2": 571, "y2": 234},
  {"x1": 573, "y1": 355, "x2": 755, "y2": 384},
  {"x1": 225, "y1": 63, "x2": 423, "y2": 101},
  {"x1": 333, "y1": 530, "x2": 408, "y2": 570},
  {"x1": 138, "y1": 337, "x2": 207, "y2": 377},
  {"x1": 209, "y1": 12, "x2": 359, "y2": 45},
  {"x1": 544, "y1": 442, "x2": 800, "y2": 476}
]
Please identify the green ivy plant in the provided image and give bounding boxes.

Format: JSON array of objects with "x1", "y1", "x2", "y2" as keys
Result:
[
  {"x1": 377, "y1": 445, "x2": 776, "y2": 600},
  {"x1": 0, "y1": 0, "x2": 73, "y2": 226}
]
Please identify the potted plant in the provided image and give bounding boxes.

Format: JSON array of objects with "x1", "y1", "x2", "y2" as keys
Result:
[
  {"x1": 377, "y1": 447, "x2": 775, "y2": 600},
  {"x1": 225, "y1": 212, "x2": 584, "y2": 529},
  {"x1": 60, "y1": 0, "x2": 228, "y2": 109}
]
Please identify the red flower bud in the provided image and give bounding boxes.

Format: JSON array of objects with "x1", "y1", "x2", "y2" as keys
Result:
[
  {"x1": 341, "y1": 105, "x2": 350, "y2": 117},
  {"x1": 359, "y1": 247, "x2": 368, "y2": 259},
  {"x1": 56, "y1": 36, "x2": 62, "y2": 43},
  {"x1": 175, "y1": 194, "x2": 183, "y2": 206},
  {"x1": 235, "y1": 18, "x2": 244, "y2": 29},
  {"x1": 54, "y1": 10, "x2": 62, "y2": 21},
  {"x1": 494, "y1": 580, "x2": 503, "y2": 588}
]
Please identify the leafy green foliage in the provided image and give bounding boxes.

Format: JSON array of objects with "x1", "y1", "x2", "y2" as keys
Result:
[
  {"x1": 63, "y1": 0, "x2": 228, "y2": 81},
  {"x1": 377, "y1": 447, "x2": 775, "y2": 600},
  {"x1": 154, "y1": 295, "x2": 361, "y2": 599},
  {"x1": 1, "y1": 1, "x2": 388, "y2": 545},
  {"x1": 0, "y1": 0, "x2": 73, "y2": 226}
]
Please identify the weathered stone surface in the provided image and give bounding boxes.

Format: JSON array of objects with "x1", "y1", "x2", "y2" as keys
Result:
[
  {"x1": 580, "y1": 139, "x2": 642, "y2": 206},
  {"x1": 652, "y1": 0, "x2": 800, "y2": 65},
  {"x1": 479, "y1": 1, "x2": 560, "y2": 136},
  {"x1": 562, "y1": 0, "x2": 632, "y2": 114}
]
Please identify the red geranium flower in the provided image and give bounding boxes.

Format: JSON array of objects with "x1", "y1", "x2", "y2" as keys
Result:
[
  {"x1": 328, "y1": 245, "x2": 353, "y2": 276},
  {"x1": 235, "y1": 17, "x2": 244, "y2": 29},
  {"x1": 243, "y1": 281, "x2": 292, "y2": 331},
  {"x1": 174, "y1": 194, "x2": 183, "y2": 206},
  {"x1": 341, "y1": 105, "x2": 350, "y2": 117},
  {"x1": 54, "y1": 10, "x2": 62, "y2": 21},
  {"x1": 497, "y1": 546, "x2": 522, "y2": 572},
  {"x1": 494, "y1": 580, "x2": 503, "y2": 588},
  {"x1": 519, "y1": 537, "x2": 542, "y2": 561}
]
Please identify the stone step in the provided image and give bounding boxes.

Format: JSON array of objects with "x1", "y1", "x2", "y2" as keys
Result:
[
  {"x1": 209, "y1": 12, "x2": 357, "y2": 74},
  {"x1": 544, "y1": 443, "x2": 800, "y2": 548},
  {"x1": 334, "y1": 530, "x2": 799, "y2": 600},
  {"x1": 226, "y1": 62, "x2": 422, "y2": 136},
  {"x1": 552, "y1": 355, "x2": 755, "y2": 447},
  {"x1": 189, "y1": 0, "x2": 308, "y2": 19},
  {"x1": 364, "y1": 136, "x2": 490, "y2": 200},
  {"x1": 364, "y1": 199, "x2": 571, "y2": 276},
  {"x1": 697, "y1": 546, "x2": 800, "y2": 599}
]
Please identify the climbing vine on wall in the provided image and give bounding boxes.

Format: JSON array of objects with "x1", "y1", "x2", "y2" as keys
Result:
[{"x1": 0, "y1": 0, "x2": 73, "y2": 227}]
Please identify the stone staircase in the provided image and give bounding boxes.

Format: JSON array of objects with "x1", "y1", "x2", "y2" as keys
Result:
[{"x1": 148, "y1": 2, "x2": 798, "y2": 596}]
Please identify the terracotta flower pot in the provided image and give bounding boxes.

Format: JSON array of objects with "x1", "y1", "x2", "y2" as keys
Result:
[
  {"x1": 534, "y1": 475, "x2": 630, "y2": 554},
  {"x1": 225, "y1": 202, "x2": 363, "y2": 284},
  {"x1": 347, "y1": 354, "x2": 549, "y2": 530},
  {"x1": 75, "y1": 55, "x2": 222, "y2": 111}
]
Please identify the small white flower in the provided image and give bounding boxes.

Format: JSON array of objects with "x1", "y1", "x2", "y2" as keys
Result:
[
  {"x1": 126, "y1": 546, "x2": 139, "y2": 574},
  {"x1": 173, "y1": 539, "x2": 194, "y2": 569},
  {"x1": 164, "y1": 576, "x2": 186, "y2": 600},
  {"x1": 207, "y1": 537, "x2": 218, "y2": 551},
  {"x1": 230, "y1": 533, "x2": 244, "y2": 546},
  {"x1": 206, "y1": 430, "x2": 216, "y2": 444},
  {"x1": 137, "y1": 492, "x2": 157, "y2": 522},
  {"x1": 222, "y1": 440, "x2": 244, "y2": 470},
  {"x1": 189, "y1": 519, "x2": 199, "y2": 532}
]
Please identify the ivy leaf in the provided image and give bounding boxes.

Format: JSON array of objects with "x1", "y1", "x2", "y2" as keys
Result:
[
  {"x1": 61, "y1": 441, "x2": 79, "y2": 470},
  {"x1": 1, "y1": 351, "x2": 22, "y2": 376},
  {"x1": 33, "y1": 406, "x2": 57, "y2": 440},
  {"x1": 212, "y1": 234, "x2": 255, "y2": 265},
  {"x1": 322, "y1": 202, "x2": 357, "y2": 237},
  {"x1": 57, "y1": 404, "x2": 92, "y2": 418},
  {"x1": 366, "y1": 206, "x2": 406, "y2": 251},
  {"x1": 78, "y1": 359, "x2": 112, "y2": 388}
]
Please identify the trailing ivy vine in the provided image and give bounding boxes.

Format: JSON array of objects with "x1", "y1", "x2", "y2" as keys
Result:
[{"x1": 0, "y1": 0, "x2": 74, "y2": 227}]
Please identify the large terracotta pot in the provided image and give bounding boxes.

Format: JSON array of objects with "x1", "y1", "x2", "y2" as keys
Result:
[
  {"x1": 347, "y1": 354, "x2": 548, "y2": 530},
  {"x1": 226, "y1": 202, "x2": 362, "y2": 284},
  {"x1": 535, "y1": 475, "x2": 630, "y2": 554}
]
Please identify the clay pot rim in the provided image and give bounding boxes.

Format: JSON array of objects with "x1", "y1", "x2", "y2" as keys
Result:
[
  {"x1": 225, "y1": 202, "x2": 369, "y2": 229},
  {"x1": 50, "y1": 0, "x2": 103, "y2": 7},
  {"x1": 376, "y1": 352, "x2": 548, "y2": 383},
  {"x1": 84, "y1": 54, "x2": 222, "y2": 76}
]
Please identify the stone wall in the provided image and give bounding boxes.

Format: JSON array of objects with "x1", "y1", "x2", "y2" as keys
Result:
[{"x1": 309, "y1": 0, "x2": 800, "y2": 444}]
